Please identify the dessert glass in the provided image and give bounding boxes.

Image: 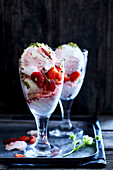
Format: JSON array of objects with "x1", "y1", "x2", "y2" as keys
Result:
[
  {"x1": 19, "y1": 59, "x2": 64, "y2": 157},
  {"x1": 49, "y1": 49, "x2": 88, "y2": 138}
]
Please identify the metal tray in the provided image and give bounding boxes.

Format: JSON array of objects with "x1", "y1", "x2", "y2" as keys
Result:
[{"x1": 0, "y1": 119, "x2": 99, "y2": 167}]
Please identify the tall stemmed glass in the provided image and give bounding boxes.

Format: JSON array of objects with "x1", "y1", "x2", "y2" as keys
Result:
[
  {"x1": 49, "y1": 49, "x2": 88, "y2": 138},
  {"x1": 19, "y1": 59, "x2": 64, "y2": 157}
]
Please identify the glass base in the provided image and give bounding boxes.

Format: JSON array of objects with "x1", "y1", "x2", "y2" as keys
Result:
[
  {"x1": 24, "y1": 143, "x2": 61, "y2": 158},
  {"x1": 49, "y1": 125, "x2": 84, "y2": 138}
]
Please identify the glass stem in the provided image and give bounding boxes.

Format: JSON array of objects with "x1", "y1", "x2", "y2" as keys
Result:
[
  {"x1": 59, "y1": 99, "x2": 74, "y2": 130},
  {"x1": 34, "y1": 115, "x2": 50, "y2": 151}
]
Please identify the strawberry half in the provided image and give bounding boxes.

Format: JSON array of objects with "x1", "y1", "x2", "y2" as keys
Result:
[
  {"x1": 46, "y1": 67, "x2": 58, "y2": 79},
  {"x1": 56, "y1": 72, "x2": 62, "y2": 81},
  {"x1": 3, "y1": 138, "x2": 17, "y2": 144},
  {"x1": 64, "y1": 75, "x2": 70, "y2": 82},
  {"x1": 15, "y1": 153, "x2": 24, "y2": 158},
  {"x1": 47, "y1": 67, "x2": 62, "y2": 81},
  {"x1": 30, "y1": 136, "x2": 37, "y2": 144},
  {"x1": 70, "y1": 71, "x2": 81, "y2": 82},
  {"x1": 17, "y1": 136, "x2": 30, "y2": 142},
  {"x1": 55, "y1": 65, "x2": 62, "y2": 72},
  {"x1": 46, "y1": 79, "x2": 56, "y2": 92},
  {"x1": 31, "y1": 72, "x2": 45, "y2": 88}
]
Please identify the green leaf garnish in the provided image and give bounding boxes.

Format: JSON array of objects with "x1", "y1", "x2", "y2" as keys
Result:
[
  {"x1": 63, "y1": 134, "x2": 100, "y2": 157},
  {"x1": 69, "y1": 134, "x2": 77, "y2": 140}
]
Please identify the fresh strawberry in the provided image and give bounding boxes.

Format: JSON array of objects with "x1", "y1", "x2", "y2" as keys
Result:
[
  {"x1": 3, "y1": 138, "x2": 17, "y2": 144},
  {"x1": 46, "y1": 67, "x2": 58, "y2": 79},
  {"x1": 30, "y1": 136, "x2": 36, "y2": 140},
  {"x1": 30, "y1": 137, "x2": 37, "y2": 144},
  {"x1": 46, "y1": 79, "x2": 56, "y2": 92},
  {"x1": 47, "y1": 67, "x2": 62, "y2": 81},
  {"x1": 31, "y1": 72, "x2": 45, "y2": 88},
  {"x1": 56, "y1": 72, "x2": 62, "y2": 81},
  {"x1": 70, "y1": 71, "x2": 81, "y2": 82},
  {"x1": 17, "y1": 136, "x2": 30, "y2": 142},
  {"x1": 64, "y1": 75, "x2": 70, "y2": 82},
  {"x1": 56, "y1": 66, "x2": 62, "y2": 81},
  {"x1": 55, "y1": 65, "x2": 62, "y2": 72},
  {"x1": 15, "y1": 153, "x2": 24, "y2": 158}
]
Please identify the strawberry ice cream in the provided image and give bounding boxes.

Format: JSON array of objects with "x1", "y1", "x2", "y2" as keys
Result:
[
  {"x1": 5, "y1": 141, "x2": 27, "y2": 151},
  {"x1": 19, "y1": 42, "x2": 64, "y2": 117},
  {"x1": 55, "y1": 42, "x2": 87, "y2": 100}
]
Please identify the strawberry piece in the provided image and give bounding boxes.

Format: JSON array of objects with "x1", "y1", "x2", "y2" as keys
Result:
[
  {"x1": 3, "y1": 138, "x2": 17, "y2": 144},
  {"x1": 30, "y1": 136, "x2": 36, "y2": 140},
  {"x1": 46, "y1": 67, "x2": 58, "y2": 80},
  {"x1": 55, "y1": 65, "x2": 62, "y2": 72},
  {"x1": 47, "y1": 67, "x2": 62, "y2": 81},
  {"x1": 31, "y1": 72, "x2": 45, "y2": 88},
  {"x1": 64, "y1": 75, "x2": 70, "y2": 82},
  {"x1": 55, "y1": 66, "x2": 62, "y2": 81},
  {"x1": 17, "y1": 136, "x2": 30, "y2": 142},
  {"x1": 30, "y1": 137, "x2": 37, "y2": 144},
  {"x1": 70, "y1": 71, "x2": 81, "y2": 82},
  {"x1": 56, "y1": 72, "x2": 62, "y2": 81},
  {"x1": 15, "y1": 153, "x2": 24, "y2": 158},
  {"x1": 46, "y1": 79, "x2": 56, "y2": 92},
  {"x1": 41, "y1": 47, "x2": 50, "y2": 57}
]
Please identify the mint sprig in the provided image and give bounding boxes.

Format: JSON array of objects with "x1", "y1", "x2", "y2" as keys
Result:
[{"x1": 63, "y1": 134, "x2": 100, "y2": 157}]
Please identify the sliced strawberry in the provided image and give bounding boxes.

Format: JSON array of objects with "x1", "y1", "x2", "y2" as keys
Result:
[
  {"x1": 31, "y1": 72, "x2": 45, "y2": 88},
  {"x1": 56, "y1": 82, "x2": 61, "y2": 85},
  {"x1": 56, "y1": 72, "x2": 62, "y2": 81},
  {"x1": 3, "y1": 138, "x2": 17, "y2": 144},
  {"x1": 15, "y1": 153, "x2": 24, "y2": 158},
  {"x1": 41, "y1": 47, "x2": 50, "y2": 57},
  {"x1": 55, "y1": 65, "x2": 62, "y2": 72},
  {"x1": 70, "y1": 71, "x2": 81, "y2": 82},
  {"x1": 64, "y1": 75, "x2": 70, "y2": 82},
  {"x1": 30, "y1": 136, "x2": 36, "y2": 140},
  {"x1": 46, "y1": 67, "x2": 62, "y2": 81},
  {"x1": 46, "y1": 67, "x2": 58, "y2": 79},
  {"x1": 56, "y1": 66, "x2": 62, "y2": 81},
  {"x1": 46, "y1": 79, "x2": 56, "y2": 92},
  {"x1": 30, "y1": 137, "x2": 37, "y2": 144},
  {"x1": 17, "y1": 136, "x2": 30, "y2": 142}
]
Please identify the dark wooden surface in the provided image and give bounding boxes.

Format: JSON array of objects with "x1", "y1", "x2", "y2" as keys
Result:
[
  {"x1": 0, "y1": 0, "x2": 113, "y2": 116},
  {"x1": 0, "y1": 115, "x2": 113, "y2": 169}
]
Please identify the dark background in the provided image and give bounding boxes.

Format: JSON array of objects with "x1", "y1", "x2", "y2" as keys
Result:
[{"x1": 0, "y1": 0, "x2": 113, "y2": 118}]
